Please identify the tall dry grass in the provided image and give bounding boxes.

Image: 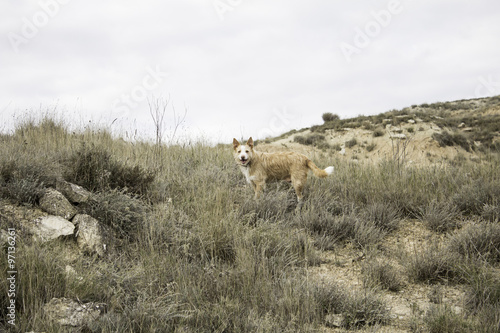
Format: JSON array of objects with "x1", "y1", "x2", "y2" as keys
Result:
[{"x1": 0, "y1": 114, "x2": 499, "y2": 332}]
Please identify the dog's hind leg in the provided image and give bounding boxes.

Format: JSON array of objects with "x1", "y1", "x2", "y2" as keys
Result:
[{"x1": 291, "y1": 173, "x2": 307, "y2": 203}]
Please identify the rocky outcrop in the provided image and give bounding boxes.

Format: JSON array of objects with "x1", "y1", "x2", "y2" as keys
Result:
[
  {"x1": 39, "y1": 189, "x2": 77, "y2": 220},
  {"x1": 43, "y1": 297, "x2": 104, "y2": 327},
  {"x1": 74, "y1": 214, "x2": 106, "y2": 256}
]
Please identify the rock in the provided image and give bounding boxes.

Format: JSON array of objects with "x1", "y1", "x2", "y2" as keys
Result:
[
  {"x1": 32, "y1": 216, "x2": 75, "y2": 241},
  {"x1": 408, "y1": 119, "x2": 415, "y2": 124},
  {"x1": 325, "y1": 313, "x2": 344, "y2": 328},
  {"x1": 56, "y1": 180, "x2": 91, "y2": 204},
  {"x1": 458, "y1": 122, "x2": 466, "y2": 128},
  {"x1": 39, "y1": 189, "x2": 77, "y2": 220},
  {"x1": 43, "y1": 297, "x2": 104, "y2": 327},
  {"x1": 390, "y1": 133, "x2": 407, "y2": 140},
  {"x1": 74, "y1": 214, "x2": 106, "y2": 256},
  {"x1": 462, "y1": 127, "x2": 473, "y2": 132}
]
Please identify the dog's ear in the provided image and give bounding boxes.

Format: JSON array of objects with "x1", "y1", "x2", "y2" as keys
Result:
[
  {"x1": 233, "y1": 138, "x2": 240, "y2": 150},
  {"x1": 247, "y1": 137, "x2": 254, "y2": 149}
]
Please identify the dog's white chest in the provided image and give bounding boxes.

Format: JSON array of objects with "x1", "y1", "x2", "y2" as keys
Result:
[{"x1": 239, "y1": 166, "x2": 253, "y2": 184}]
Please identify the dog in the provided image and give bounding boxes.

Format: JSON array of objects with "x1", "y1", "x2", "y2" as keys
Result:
[{"x1": 233, "y1": 137, "x2": 334, "y2": 202}]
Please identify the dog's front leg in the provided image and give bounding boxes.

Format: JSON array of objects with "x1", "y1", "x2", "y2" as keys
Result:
[{"x1": 252, "y1": 181, "x2": 265, "y2": 200}]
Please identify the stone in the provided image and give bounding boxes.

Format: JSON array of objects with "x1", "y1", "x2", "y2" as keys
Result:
[
  {"x1": 390, "y1": 133, "x2": 407, "y2": 140},
  {"x1": 56, "y1": 180, "x2": 91, "y2": 204},
  {"x1": 74, "y1": 214, "x2": 106, "y2": 256},
  {"x1": 325, "y1": 313, "x2": 344, "y2": 328},
  {"x1": 39, "y1": 189, "x2": 77, "y2": 220},
  {"x1": 43, "y1": 297, "x2": 103, "y2": 327},
  {"x1": 32, "y1": 216, "x2": 75, "y2": 241}
]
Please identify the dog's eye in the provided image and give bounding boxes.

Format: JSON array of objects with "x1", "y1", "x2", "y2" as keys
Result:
[
  {"x1": 245, "y1": 150, "x2": 249, "y2": 153},
  {"x1": 237, "y1": 150, "x2": 241, "y2": 153}
]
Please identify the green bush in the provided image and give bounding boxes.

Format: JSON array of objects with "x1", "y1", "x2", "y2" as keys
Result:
[
  {"x1": 65, "y1": 143, "x2": 155, "y2": 196},
  {"x1": 432, "y1": 131, "x2": 471, "y2": 151},
  {"x1": 322, "y1": 112, "x2": 340, "y2": 123}
]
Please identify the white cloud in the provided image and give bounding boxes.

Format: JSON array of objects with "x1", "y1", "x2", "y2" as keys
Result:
[{"x1": 1, "y1": 0, "x2": 500, "y2": 143}]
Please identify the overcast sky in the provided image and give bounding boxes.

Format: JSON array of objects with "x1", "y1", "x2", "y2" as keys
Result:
[{"x1": 1, "y1": 0, "x2": 499, "y2": 144}]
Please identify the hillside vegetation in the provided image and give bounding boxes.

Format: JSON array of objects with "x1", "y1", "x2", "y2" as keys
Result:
[
  {"x1": 264, "y1": 95, "x2": 500, "y2": 166},
  {"x1": 1, "y1": 96, "x2": 500, "y2": 332}
]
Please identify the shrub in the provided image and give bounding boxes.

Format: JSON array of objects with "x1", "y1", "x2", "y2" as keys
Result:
[
  {"x1": 315, "y1": 282, "x2": 390, "y2": 329},
  {"x1": 322, "y1": 113, "x2": 340, "y2": 123},
  {"x1": 80, "y1": 189, "x2": 148, "y2": 241},
  {"x1": 293, "y1": 133, "x2": 328, "y2": 147},
  {"x1": 373, "y1": 128, "x2": 385, "y2": 137},
  {"x1": 345, "y1": 138, "x2": 357, "y2": 148},
  {"x1": 447, "y1": 222, "x2": 500, "y2": 264},
  {"x1": 362, "y1": 202, "x2": 400, "y2": 232},
  {"x1": 452, "y1": 180, "x2": 500, "y2": 216},
  {"x1": 418, "y1": 201, "x2": 460, "y2": 233},
  {"x1": 424, "y1": 305, "x2": 473, "y2": 333},
  {"x1": 65, "y1": 143, "x2": 155, "y2": 196},
  {"x1": 432, "y1": 131, "x2": 471, "y2": 151},
  {"x1": 482, "y1": 203, "x2": 500, "y2": 222},
  {"x1": 464, "y1": 269, "x2": 500, "y2": 313},
  {"x1": 366, "y1": 143, "x2": 377, "y2": 152},
  {"x1": 352, "y1": 219, "x2": 387, "y2": 249},
  {"x1": 0, "y1": 159, "x2": 58, "y2": 205},
  {"x1": 362, "y1": 258, "x2": 405, "y2": 292},
  {"x1": 406, "y1": 243, "x2": 459, "y2": 283}
]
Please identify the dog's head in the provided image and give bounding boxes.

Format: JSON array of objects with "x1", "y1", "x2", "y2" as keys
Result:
[{"x1": 233, "y1": 137, "x2": 254, "y2": 166}]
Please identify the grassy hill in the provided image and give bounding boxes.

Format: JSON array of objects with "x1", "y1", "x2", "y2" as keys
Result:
[
  {"x1": 0, "y1": 96, "x2": 499, "y2": 332},
  {"x1": 261, "y1": 95, "x2": 500, "y2": 166}
]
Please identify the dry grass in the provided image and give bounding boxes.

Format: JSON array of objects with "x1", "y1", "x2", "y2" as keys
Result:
[{"x1": 0, "y1": 112, "x2": 499, "y2": 332}]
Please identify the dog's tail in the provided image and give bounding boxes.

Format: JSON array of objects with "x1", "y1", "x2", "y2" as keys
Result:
[{"x1": 307, "y1": 160, "x2": 334, "y2": 178}]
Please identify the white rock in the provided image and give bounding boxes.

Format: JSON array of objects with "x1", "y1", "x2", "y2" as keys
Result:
[
  {"x1": 32, "y1": 216, "x2": 75, "y2": 241},
  {"x1": 74, "y1": 214, "x2": 106, "y2": 256}
]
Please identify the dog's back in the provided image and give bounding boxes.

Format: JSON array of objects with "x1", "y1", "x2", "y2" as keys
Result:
[{"x1": 252, "y1": 151, "x2": 309, "y2": 181}]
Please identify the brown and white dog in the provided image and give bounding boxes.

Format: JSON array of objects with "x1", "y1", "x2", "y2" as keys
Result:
[{"x1": 233, "y1": 137, "x2": 334, "y2": 202}]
